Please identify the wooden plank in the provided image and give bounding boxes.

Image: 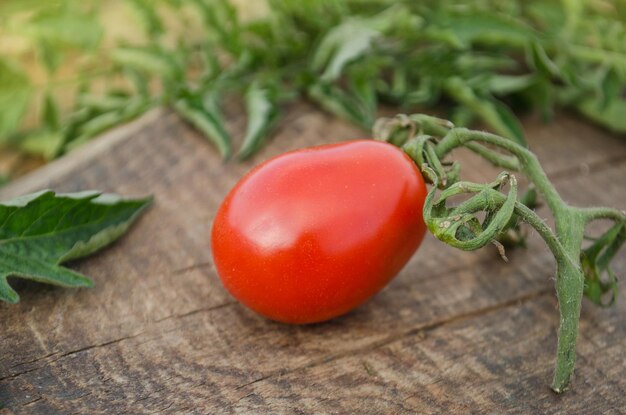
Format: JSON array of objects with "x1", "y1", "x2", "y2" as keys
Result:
[
  {"x1": 0, "y1": 103, "x2": 624, "y2": 413},
  {"x1": 230, "y1": 292, "x2": 626, "y2": 415}
]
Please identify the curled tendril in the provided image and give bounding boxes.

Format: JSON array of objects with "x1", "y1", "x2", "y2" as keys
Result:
[
  {"x1": 375, "y1": 115, "x2": 520, "y2": 253},
  {"x1": 423, "y1": 169, "x2": 518, "y2": 254}
]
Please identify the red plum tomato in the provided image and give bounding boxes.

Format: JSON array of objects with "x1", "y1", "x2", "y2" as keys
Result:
[{"x1": 211, "y1": 140, "x2": 427, "y2": 324}]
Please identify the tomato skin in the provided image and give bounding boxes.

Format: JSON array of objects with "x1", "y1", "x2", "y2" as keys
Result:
[{"x1": 211, "y1": 140, "x2": 427, "y2": 324}]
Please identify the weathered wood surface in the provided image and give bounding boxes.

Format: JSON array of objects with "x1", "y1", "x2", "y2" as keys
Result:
[{"x1": 0, "y1": 103, "x2": 625, "y2": 414}]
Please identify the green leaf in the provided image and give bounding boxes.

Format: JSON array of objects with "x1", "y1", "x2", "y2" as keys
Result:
[
  {"x1": 487, "y1": 74, "x2": 536, "y2": 95},
  {"x1": 582, "y1": 222, "x2": 625, "y2": 307},
  {"x1": 526, "y1": 77, "x2": 555, "y2": 121},
  {"x1": 43, "y1": 91, "x2": 60, "y2": 131},
  {"x1": 78, "y1": 92, "x2": 131, "y2": 113},
  {"x1": 174, "y1": 90, "x2": 231, "y2": 158},
  {"x1": 23, "y1": 9, "x2": 102, "y2": 50},
  {"x1": 577, "y1": 96, "x2": 626, "y2": 134},
  {"x1": 429, "y1": 10, "x2": 538, "y2": 49},
  {"x1": 76, "y1": 111, "x2": 131, "y2": 139},
  {"x1": 492, "y1": 100, "x2": 526, "y2": 146},
  {"x1": 16, "y1": 92, "x2": 63, "y2": 159},
  {"x1": 561, "y1": 0, "x2": 583, "y2": 32},
  {"x1": 599, "y1": 68, "x2": 621, "y2": 109},
  {"x1": 190, "y1": 0, "x2": 241, "y2": 54},
  {"x1": 567, "y1": 44, "x2": 626, "y2": 74},
  {"x1": 63, "y1": 97, "x2": 152, "y2": 153},
  {"x1": 350, "y1": 68, "x2": 378, "y2": 122},
  {"x1": 18, "y1": 131, "x2": 64, "y2": 160},
  {"x1": 308, "y1": 83, "x2": 373, "y2": 130},
  {"x1": 311, "y1": 5, "x2": 410, "y2": 83},
  {"x1": 112, "y1": 47, "x2": 183, "y2": 80},
  {"x1": 125, "y1": 0, "x2": 165, "y2": 37},
  {"x1": 527, "y1": 41, "x2": 562, "y2": 79},
  {"x1": 456, "y1": 53, "x2": 519, "y2": 73},
  {"x1": 450, "y1": 106, "x2": 476, "y2": 128},
  {"x1": 125, "y1": 67, "x2": 150, "y2": 98},
  {"x1": 238, "y1": 83, "x2": 280, "y2": 160},
  {"x1": 312, "y1": 19, "x2": 380, "y2": 82},
  {"x1": 0, "y1": 190, "x2": 152, "y2": 304},
  {"x1": 38, "y1": 39, "x2": 63, "y2": 73},
  {"x1": 0, "y1": 58, "x2": 31, "y2": 140},
  {"x1": 444, "y1": 77, "x2": 527, "y2": 146}
]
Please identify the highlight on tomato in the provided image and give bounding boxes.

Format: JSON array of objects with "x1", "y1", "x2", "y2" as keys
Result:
[{"x1": 211, "y1": 140, "x2": 427, "y2": 324}]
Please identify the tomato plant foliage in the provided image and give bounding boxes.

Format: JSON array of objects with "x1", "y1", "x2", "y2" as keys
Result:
[
  {"x1": 0, "y1": 190, "x2": 151, "y2": 303},
  {"x1": 2, "y1": 0, "x2": 626, "y2": 163}
]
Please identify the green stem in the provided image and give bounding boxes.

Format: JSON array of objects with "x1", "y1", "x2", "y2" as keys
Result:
[
  {"x1": 378, "y1": 114, "x2": 625, "y2": 393},
  {"x1": 581, "y1": 207, "x2": 626, "y2": 224},
  {"x1": 435, "y1": 128, "x2": 562, "y2": 211},
  {"x1": 434, "y1": 127, "x2": 586, "y2": 392},
  {"x1": 551, "y1": 208, "x2": 585, "y2": 393}
]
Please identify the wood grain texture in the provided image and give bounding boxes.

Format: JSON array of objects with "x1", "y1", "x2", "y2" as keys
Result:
[{"x1": 0, "y1": 104, "x2": 625, "y2": 414}]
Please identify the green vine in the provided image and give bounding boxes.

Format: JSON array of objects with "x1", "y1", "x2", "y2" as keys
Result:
[{"x1": 374, "y1": 113, "x2": 626, "y2": 393}]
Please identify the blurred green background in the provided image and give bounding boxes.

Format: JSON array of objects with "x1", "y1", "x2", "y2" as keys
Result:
[{"x1": 1, "y1": 0, "x2": 625, "y2": 182}]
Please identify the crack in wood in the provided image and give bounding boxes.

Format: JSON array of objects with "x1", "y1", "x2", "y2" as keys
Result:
[
  {"x1": 153, "y1": 301, "x2": 236, "y2": 323},
  {"x1": 0, "y1": 332, "x2": 144, "y2": 382},
  {"x1": 2, "y1": 302, "x2": 236, "y2": 382},
  {"x1": 21, "y1": 396, "x2": 42, "y2": 407},
  {"x1": 170, "y1": 261, "x2": 214, "y2": 276}
]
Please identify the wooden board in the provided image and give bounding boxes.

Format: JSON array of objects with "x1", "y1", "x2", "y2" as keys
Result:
[{"x1": 1, "y1": 104, "x2": 625, "y2": 414}]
